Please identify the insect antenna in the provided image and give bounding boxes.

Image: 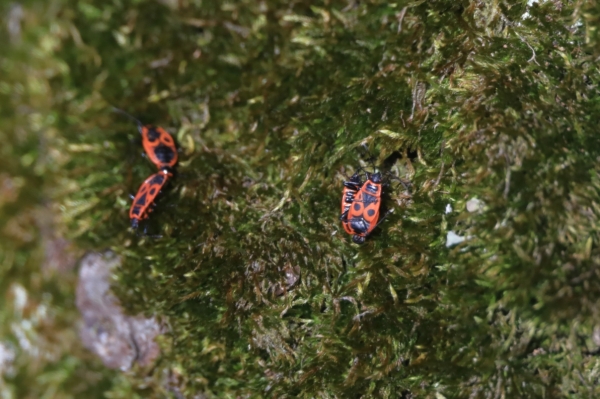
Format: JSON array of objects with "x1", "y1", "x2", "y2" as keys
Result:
[
  {"x1": 112, "y1": 107, "x2": 144, "y2": 134},
  {"x1": 355, "y1": 143, "x2": 377, "y2": 166},
  {"x1": 385, "y1": 172, "x2": 411, "y2": 190},
  {"x1": 360, "y1": 209, "x2": 394, "y2": 242}
]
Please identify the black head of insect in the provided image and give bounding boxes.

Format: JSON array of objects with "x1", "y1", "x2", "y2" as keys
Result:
[
  {"x1": 352, "y1": 235, "x2": 366, "y2": 245},
  {"x1": 367, "y1": 172, "x2": 382, "y2": 184}
]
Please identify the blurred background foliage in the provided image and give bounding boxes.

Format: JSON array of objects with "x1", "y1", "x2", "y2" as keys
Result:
[{"x1": 2, "y1": 0, "x2": 600, "y2": 397}]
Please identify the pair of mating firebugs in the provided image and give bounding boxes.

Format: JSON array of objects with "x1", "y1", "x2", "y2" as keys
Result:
[
  {"x1": 113, "y1": 108, "x2": 178, "y2": 229},
  {"x1": 340, "y1": 167, "x2": 392, "y2": 244},
  {"x1": 115, "y1": 107, "x2": 394, "y2": 243}
]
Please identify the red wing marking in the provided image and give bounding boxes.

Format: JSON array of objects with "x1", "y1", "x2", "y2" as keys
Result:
[
  {"x1": 130, "y1": 172, "x2": 170, "y2": 223},
  {"x1": 346, "y1": 177, "x2": 382, "y2": 237},
  {"x1": 141, "y1": 126, "x2": 178, "y2": 169}
]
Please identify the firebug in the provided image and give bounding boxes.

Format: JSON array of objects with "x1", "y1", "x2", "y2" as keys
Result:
[
  {"x1": 345, "y1": 171, "x2": 384, "y2": 244},
  {"x1": 113, "y1": 107, "x2": 178, "y2": 172},
  {"x1": 130, "y1": 170, "x2": 171, "y2": 229}
]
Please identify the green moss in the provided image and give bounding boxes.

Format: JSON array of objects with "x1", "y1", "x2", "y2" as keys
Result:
[{"x1": 3, "y1": 0, "x2": 600, "y2": 397}]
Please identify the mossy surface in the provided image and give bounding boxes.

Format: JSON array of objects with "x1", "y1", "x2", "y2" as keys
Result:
[{"x1": 2, "y1": 0, "x2": 600, "y2": 397}]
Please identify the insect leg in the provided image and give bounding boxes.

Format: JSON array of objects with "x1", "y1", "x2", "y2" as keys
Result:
[
  {"x1": 386, "y1": 172, "x2": 411, "y2": 190},
  {"x1": 367, "y1": 209, "x2": 394, "y2": 236},
  {"x1": 339, "y1": 209, "x2": 349, "y2": 221}
]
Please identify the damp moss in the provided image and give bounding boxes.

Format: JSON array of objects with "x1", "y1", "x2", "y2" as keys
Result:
[{"x1": 3, "y1": 0, "x2": 600, "y2": 398}]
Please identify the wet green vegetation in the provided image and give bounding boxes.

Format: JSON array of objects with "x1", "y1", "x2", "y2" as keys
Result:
[{"x1": 2, "y1": 0, "x2": 600, "y2": 397}]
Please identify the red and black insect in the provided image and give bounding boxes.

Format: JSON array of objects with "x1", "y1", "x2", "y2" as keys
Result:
[
  {"x1": 130, "y1": 171, "x2": 171, "y2": 229},
  {"x1": 339, "y1": 170, "x2": 363, "y2": 235},
  {"x1": 344, "y1": 171, "x2": 384, "y2": 244},
  {"x1": 113, "y1": 107, "x2": 178, "y2": 172}
]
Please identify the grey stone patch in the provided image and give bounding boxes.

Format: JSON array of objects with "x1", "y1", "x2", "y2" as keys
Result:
[{"x1": 76, "y1": 252, "x2": 162, "y2": 371}]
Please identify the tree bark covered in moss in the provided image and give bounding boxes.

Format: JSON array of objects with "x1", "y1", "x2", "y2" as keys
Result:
[{"x1": 2, "y1": 0, "x2": 600, "y2": 398}]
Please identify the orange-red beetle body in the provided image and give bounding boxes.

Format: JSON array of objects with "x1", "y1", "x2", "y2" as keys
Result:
[
  {"x1": 139, "y1": 125, "x2": 178, "y2": 171},
  {"x1": 346, "y1": 172, "x2": 382, "y2": 244},
  {"x1": 113, "y1": 107, "x2": 178, "y2": 172},
  {"x1": 130, "y1": 171, "x2": 171, "y2": 229}
]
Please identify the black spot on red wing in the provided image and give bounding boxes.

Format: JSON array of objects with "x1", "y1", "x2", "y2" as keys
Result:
[
  {"x1": 367, "y1": 209, "x2": 375, "y2": 217},
  {"x1": 131, "y1": 206, "x2": 142, "y2": 215},
  {"x1": 149, "y1": 187, "x2": 157, "y2": 196},
  {"x1": 146, "y1": 127, "x2": 160, "y2": 141},
  {"x1": 154, "y1": 145, "x2": 175, "y2": 164},
  {"x1": 353, "y1": 203, "x2": 361, "y2": 211},
  {"x1": 135, "y1": 193, "x2": 148, "y2": 206}
]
